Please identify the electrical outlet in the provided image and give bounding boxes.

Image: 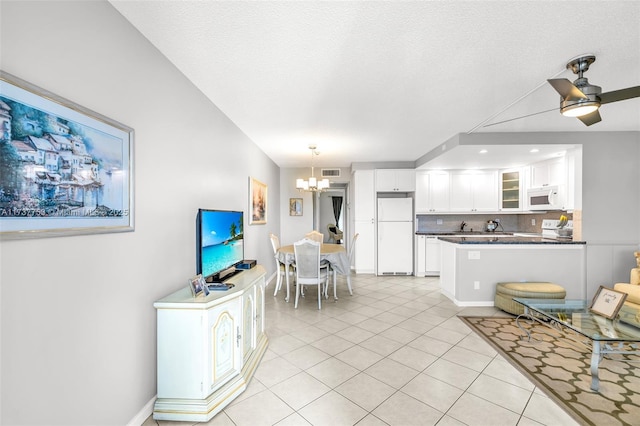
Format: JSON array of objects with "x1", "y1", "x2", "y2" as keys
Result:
[
  {"x1": 474, "y1": 281, "x2": 480, "y2": 290},
  {"x1": 436, "y1": 219, "x2": 443, "y2": 225},
  {"x1": 531, "y1": 218, "x2": 536, "y2": 226},
  {"x1": 468, "y1": 251, "x2": 480, "y2": 260}
]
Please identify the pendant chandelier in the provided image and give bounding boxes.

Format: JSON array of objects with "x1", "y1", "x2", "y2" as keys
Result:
[{"x1": 296, "y1": 145, "x2": 329, "y2": 192}]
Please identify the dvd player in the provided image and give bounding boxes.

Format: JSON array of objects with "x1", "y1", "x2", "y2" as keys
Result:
[{"x1": 236, "y1": 259, "x2": 256, "y2": 270}]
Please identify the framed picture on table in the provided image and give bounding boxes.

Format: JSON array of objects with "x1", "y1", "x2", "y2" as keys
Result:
[
  {"x1": 589, "y1": 286, "x2": 627, "y2": 319},
  {"x1": 188, "y1": 274, "x2": 206, "y2": 297}
]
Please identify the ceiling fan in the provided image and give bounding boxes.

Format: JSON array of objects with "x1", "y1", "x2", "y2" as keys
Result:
[
  {"x1": 547, "y1": 54, "x2": 640, "y2": 126},
  {"x1": 478, "y1": 54, "x2": 640, "y2": 130}
]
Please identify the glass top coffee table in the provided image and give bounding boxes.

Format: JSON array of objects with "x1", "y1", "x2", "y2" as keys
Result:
[{"x1": 513, "y1": 298, "x2": 640, "y2": 391}]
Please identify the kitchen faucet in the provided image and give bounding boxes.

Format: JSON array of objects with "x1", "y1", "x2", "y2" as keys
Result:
[{"x1": 460, "y1": 221, "x2": 467, "y2": 232}]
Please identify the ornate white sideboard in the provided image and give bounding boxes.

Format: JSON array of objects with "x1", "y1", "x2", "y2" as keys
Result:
[{"x1": 153, "y1": 266, "x2": 267, "y2": 421}]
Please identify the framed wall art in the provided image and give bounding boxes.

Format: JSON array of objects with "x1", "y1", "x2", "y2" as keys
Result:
[
  {"x1": 289, "y1": 198, "x2": 302, "y2": 216},
  {"x1": 249, "y1": 177, "x2": 267, "y2": 225},
  {"x1": 589, "y1": 286, "x2": 628, "y2": 319},
  {"x1": 0, "y1": 71, "x2": 134, "y2": 240}
]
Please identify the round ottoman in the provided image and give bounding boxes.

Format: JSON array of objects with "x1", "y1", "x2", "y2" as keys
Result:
[{"x1": 494, "y1": 282, "x2": 566, "y2": 315}]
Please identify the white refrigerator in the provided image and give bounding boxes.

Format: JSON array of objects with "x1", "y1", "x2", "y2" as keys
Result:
[{"x1": 377, "y1": 198, "x2": 414, "y2": 275}]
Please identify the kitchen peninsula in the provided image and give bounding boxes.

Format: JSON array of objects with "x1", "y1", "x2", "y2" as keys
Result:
[{"x1": 439, "y1": 236, "x2": 586, "y2": 307}]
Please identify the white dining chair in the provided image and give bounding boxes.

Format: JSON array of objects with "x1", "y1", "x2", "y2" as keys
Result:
[
  {"x1": 305, "y1": 230, "x2": 324, "y2": 243},
  {"x1": 326, "y1": 233, "x2": 358, "y2": 300},
  {"x1": 270, "y1": 233, "x2": 294, "y2": 298},
  {"x1": 293, "y1": 238, "x2": 329, "y2": 309}
]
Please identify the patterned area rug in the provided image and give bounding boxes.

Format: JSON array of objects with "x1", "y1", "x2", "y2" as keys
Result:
[{"x1": 459, "y1": 316, "x2": 640, "y2": 426}]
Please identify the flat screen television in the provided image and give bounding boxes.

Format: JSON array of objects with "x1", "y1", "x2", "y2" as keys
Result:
[{"x1": 196, "y1": 209, "x2": 244, "y2": 283}]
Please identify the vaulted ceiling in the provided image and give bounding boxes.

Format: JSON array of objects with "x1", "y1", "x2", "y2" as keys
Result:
[{"x1": 110, "y1": 1, "x2": 640, "y2": 168}]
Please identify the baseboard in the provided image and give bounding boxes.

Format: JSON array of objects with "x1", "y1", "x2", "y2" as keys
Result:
[
  {"x1": 127, "y1": 395, "x2": 156, "y2": 426},
  {"x1": 266, "y1": 271, "x2": 276, "y2": 287}
]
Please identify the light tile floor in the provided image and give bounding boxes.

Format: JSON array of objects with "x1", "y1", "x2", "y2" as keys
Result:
[{"x1": 145, "y1": 274, "x2": 579, "y2": 426}]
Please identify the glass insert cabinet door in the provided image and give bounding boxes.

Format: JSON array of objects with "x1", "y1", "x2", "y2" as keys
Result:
[{"x1": 501, "y1": 170, "x2": 521, "y2": 210}]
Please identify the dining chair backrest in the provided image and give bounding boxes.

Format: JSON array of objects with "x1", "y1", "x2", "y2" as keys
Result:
[
  {"x1": 269, "y1": 233, "x2": 280, "y2": 254},
  {"x1": 348, "y1": 233, "x2": 359, "y2": 262},
  {"x1": 305, "y1": 230, "x2": 324, "y2": 243},
  {"x1": 294, "y1": 238, "x2": 322, "y2": 282}
]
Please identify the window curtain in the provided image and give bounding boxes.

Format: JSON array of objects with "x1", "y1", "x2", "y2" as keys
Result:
[{"x1": 331, "y1": 196, "x2": 343, "y2": 228}]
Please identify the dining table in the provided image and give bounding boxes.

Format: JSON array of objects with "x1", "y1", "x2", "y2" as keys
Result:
[{"x1": 276, "y1": 243, "x2": 350, "y2": 302}]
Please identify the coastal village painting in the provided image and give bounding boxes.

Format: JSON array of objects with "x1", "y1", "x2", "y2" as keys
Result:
[{"x1": 0, "y1": 73, "x2": 133, "y2": 237}]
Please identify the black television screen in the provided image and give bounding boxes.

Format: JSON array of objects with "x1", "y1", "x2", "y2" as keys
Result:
[{"x1": 196, "y1": 209, "x2": 244, "y2": 282}]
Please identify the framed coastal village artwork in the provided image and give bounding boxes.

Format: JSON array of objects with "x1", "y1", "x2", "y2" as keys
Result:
[
  {"x1": 249, "y1": 177, "x2": 267, "y2": 225},
  {"x1": 0, "y1": 71, "x2": 134, "y2": 240}
]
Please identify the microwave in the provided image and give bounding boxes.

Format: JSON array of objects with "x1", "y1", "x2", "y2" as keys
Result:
[{"x1": 527, "y1": 185, "x2": 563, "y2": 210}]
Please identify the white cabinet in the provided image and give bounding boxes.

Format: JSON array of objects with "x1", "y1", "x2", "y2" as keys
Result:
[
  {"x1": 425, "y1": 237, "x2": 441, "y2": 276},
  {"x1": 530, "y1": 157, "x2": 565, "y2": 188},
  {"x1": 449, "y1": 171, "x2": 498, "y2": 212},
  {"x1": 154, "y1": 267, "x2": 268, "y2": 422},
  {"x1": 353, "y1": 170, "x2": 375, "y2": 273},
  {"x1": 415, "y1": 235, "x2": 440, "y2": 277},
  {"x1": 415, "y1": 235, "x2": 426, "y2": 276},
  {"x1": 375, "y1": 169, "x2": 416, "y2": 192},
  {"x1": 500, "y1": 168, "x2": 524, "y2": 211},
  {"x1": 415, "y1": 171, "x2": 450, "y2": 213}
]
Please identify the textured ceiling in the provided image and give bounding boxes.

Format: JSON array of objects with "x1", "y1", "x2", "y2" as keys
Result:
[{"x1": 110, "y1": 1, "x2": 640, "y2": 168}]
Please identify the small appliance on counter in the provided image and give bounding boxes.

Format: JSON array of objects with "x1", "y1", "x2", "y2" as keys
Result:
[{"x1": 485, "y1": 220, "x2": 499, "y2": 232}]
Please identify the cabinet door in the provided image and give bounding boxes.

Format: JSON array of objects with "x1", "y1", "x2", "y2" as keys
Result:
[
  {"x1": 354, "y1": 220, "x2": 375, "y2": 273},
  {"x1": 395, "y1": 170, "x2": 416, "y2": 191},
  {"x1": 449, "y1": 173, "x2": 473, "y2": 211},
  {"x1": 425, "y1": 238, "x2": 441, "y2": 275},
  {"x1": 472, "y1": 171, "x2": 498, "y2": 211},
  {"x1": 375, "y1": 169, "x2": 397, "y2": 192},
  {"x1": 415, "y1": 235, "x2": 426, "y2": 277},
  {"x1": 500, "y1": 169, "x2": 521, "y2": 210},
  {"x1": 242, "y1": 287, "x2": 256, "y2": 363},
  {"x1": 354, "y1": 170, "x2": 375, "y2": 221},
  {"x1": 206, "y1": 300, "x2": 242, "y2": 395},
  {"x1": 429, "y1": 172, "x2": 450, "y2": 211},
  {"x1": 415, "y1": 171, "x2": 430, "y2": 212}
]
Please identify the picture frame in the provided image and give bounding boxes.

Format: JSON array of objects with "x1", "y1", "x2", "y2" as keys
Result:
[
  {"x1": 188, "y1": 274, "x2": 206, "y2": 297},
  {"x1": 249, "y1": 177, "x2": 267, "y2": 225},
  {"x1": 589, "y1": 286, "x2": 628, "y2": 319},
  {"x1": 0, "y1": 71, "x2": 134, "y2": 240},
  {"x1": 289, "y1": 198, "x2": 303, "y2": 216}
]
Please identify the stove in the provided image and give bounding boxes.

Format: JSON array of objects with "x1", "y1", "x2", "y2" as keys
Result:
[{"x1": 541, "y1": 219, "x2": 573, "y2": 239}]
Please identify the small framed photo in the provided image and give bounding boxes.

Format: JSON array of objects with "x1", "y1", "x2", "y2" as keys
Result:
[
  {"x1": 289, "y1": 198, "x2": 303, "y2": 216},
  {"x1": 188, "y1": 274, "x2": 206, "y2": 297},
  {"x1": 589, "y1": 286, "x2": 628, "y2": 319}
]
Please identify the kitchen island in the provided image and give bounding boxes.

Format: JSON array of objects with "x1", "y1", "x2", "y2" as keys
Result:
[{"x1": 439, "y1": 236, "x2": 586, "y2": 307}]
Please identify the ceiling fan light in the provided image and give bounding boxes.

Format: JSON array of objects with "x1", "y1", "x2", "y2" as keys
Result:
[{"x1": 561, "y1": 100, "x2": 600, "y2": 117}]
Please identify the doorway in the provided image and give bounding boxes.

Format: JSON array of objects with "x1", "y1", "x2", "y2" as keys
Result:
[{"x1": 317, "y1": 184, "x2": 348, "y2": 244}]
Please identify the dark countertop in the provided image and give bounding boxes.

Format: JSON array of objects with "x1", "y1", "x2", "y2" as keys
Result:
[
  {"x1": 437, "y1": 236, "x2": 586, "y2": 245},
  {"x1": 416, "y1": 231, "x2": 514, "y2": 236}
]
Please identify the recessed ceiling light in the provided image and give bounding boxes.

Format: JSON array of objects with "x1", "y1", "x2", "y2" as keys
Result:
[
  {"x1": 479, "y1": 149, "x2": 488, "y2": 154},
  {"x1": 530, "y1": 149, "x2": 539, "y2": 153}
]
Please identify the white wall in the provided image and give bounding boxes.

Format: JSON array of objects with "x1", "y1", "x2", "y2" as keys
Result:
[{"x1": 0, "y1": 2, "x2": 279, "y2": 425}]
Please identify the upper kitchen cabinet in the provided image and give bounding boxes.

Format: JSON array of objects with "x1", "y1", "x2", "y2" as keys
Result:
[
  {"x1": 415, "y1": 170, "x2": 450, "y2": 213},
  {"x1": 530, "y1": 157, "x2": 565, "y2": 188},
  {"x1": 375, "y1": 169, "x2": 416, "y2": 192},
  {"x1": 449, "y1": 170, "x2": 498, "y2": 212},
  {"x1": 499, "y1": 168, "x2": 526, "y2": 211}
]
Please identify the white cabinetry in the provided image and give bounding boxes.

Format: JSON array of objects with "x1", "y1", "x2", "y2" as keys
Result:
[
  {"x1": 530, "y1": 157, "x2": 565, "y2": 188},
  {"x1": 415, "y1": 235, "x2": 441, "y2": 277},
  {"x1": 353, "y1": 170, "x2": 375, "y2": 273},
  {"x1": 375, "y1": 169, "x2": 416, "y2": 192},
  {"x1": 415, "y1": 171, "x2": 450, "y2": 213},
  {"x1": 499, "y1": 168, "x2": 524, "y2": 211},
  {"x1": 154, "y1": 267, "x2": 267, "y2": 422},
  {"x1": 449, "y1": 171, "x2": 498, "y2": 212}
]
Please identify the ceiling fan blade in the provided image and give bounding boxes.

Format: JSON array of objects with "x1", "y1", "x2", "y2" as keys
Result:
[
  {"x1": 599, "y1": 86, "x2": 640, "y2": 104},
  {"x1": 577, "y1": 110, "x2": 602, "y2": 126},
  {"x1": 547, "y1": 78, "x2": 588, "y2": 100}
]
